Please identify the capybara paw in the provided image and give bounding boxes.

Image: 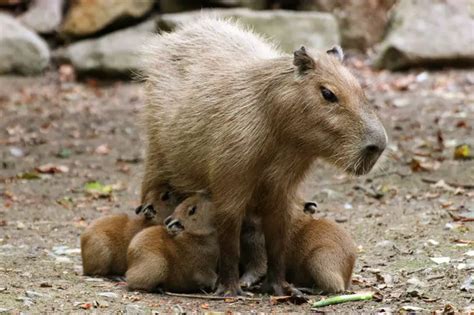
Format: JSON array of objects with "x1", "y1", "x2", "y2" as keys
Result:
[
  {"x1": 135, "y1": 204, "x2": 156, "y2": 219},
  {"x1": 239, "y1": 272, "x2": 262, "y2": 288},
  {"x1": 262, "y1": 280, "x2": 304, "y2": 298},
  {"x1": 215, "y1": 283, "x2": 251, "y2": 297},
  {"x1": 304, "y1": 201, "x2": 318, "y2": 214}
]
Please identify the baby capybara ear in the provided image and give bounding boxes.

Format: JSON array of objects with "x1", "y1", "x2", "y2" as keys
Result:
[
  {"x1": 326, "y1": 45, "x2": 344, "y2": 62},
  {"x1": 293, "y1": 46, "x2": 315, "y2": 75}
]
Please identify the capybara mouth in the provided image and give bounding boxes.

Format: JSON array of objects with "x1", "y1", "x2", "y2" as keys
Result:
[
  {"x1": 348, "y1": 151, "x2": 383, "y2": 176},
  {"x1": 166, "y1": 218, "x2": 184, "y2": 234}
]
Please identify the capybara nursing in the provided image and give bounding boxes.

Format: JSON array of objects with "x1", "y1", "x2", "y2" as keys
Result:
[
  {"x1": 240, "y1": 203, "x2": 356, "y2": 293},
  {"x1": 140, "y1": 17, "x2": 386, "y2": 295},
  {"x1": 126, "y1": 194, "x2": 219, "y2": 292},
  {"x1": 80, "y1": 187, "x2": 178, "y2": 276}
]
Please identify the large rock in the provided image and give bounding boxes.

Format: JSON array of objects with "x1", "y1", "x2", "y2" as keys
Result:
[
  {"x1": 61, "y1": 0, "x2": 154, "y2": 37},
  {"x1": 374, "y1": 0, "x2": 474, "y2": 70},
  {"x1": 300, "y1": 0, "x2": 395, "y2": 51},
  {"x1": 56, "y1": 20, "x2": 155, "y2": 76},
  {"x1": 18, "y1": 0, "x2": 63, "y2": 34},
  {"x1": 0, "y1": 13, "x2": 50, "y2": 75},
  {"x1": 157, "y1": 9, "x2": 340, "y2": 52}
]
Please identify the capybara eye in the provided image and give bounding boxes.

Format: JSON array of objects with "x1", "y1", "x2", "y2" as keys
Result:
[
  {"x1": 188, "y1": 205, "x2": 197, "y2": 216},
  {"x1": 160, "y1": 191, "x2": 171, "y2": 201},
  {"x1": 320, "y1": 87, "x2": 338, "y2": 103}
]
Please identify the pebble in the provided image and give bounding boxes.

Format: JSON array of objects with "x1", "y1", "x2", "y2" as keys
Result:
[
  {"x1": 125, "y1": 304, "x2": 145, "y2": 315},
  {"x1": 55, "y1": 256, "x2": 72, "y2": 264},
  {"x1": 430, "y1": 257, "x2": 450, "y2": 264},
  {"x1": 9, "y1": 146, "x2": 24, "y2": 157},
  {"x1": 98, "y1": 292, "x2": 119, "y2": 300},
  {"x1": 25, "y1": 290, "x2": 46, "y2": 299}
]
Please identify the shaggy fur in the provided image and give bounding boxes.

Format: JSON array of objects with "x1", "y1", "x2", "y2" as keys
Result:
[
  {"x1": 139, "y1": 17, "x2": 385, "y2": 294},
  {"x1": 126, "y1": 194, "x2": 218, "y2": 292}
]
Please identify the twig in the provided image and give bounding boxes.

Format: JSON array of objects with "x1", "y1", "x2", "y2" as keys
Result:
[
  {"x1": 311, "y1": 292, "x2": 375, "y2": 308},
  {"x1": 163, "y1": 292, "x2": 262, "y2": 302},
  {"x1": 421, "y1": 177, "x2": 474, "y2": 189}
]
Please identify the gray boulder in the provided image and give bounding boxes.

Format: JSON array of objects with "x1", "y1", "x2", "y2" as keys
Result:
[
  {"x1": 18, "y1": 0, "x2": 63, "y2": 34},
  {"x1": 0, "y1": 13, "x2": 50, "y2": 75},
  {"x1": 157, "y1": 9, "x2": 340, "y2": 52},
  {"x1": 55, "y1": 20, "x2": 156, "y2": 76},
  {"x1": 374, "y1": 0, "x2": 474, "y2": 70}
]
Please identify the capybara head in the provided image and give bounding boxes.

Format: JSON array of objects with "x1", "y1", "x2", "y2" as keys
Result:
[
  {"x1": 273, "y1": 46, "x2": 387, "y2": 175},
  {"x1": 164, "y1": 193, "x2": 215, "y2": 235}
]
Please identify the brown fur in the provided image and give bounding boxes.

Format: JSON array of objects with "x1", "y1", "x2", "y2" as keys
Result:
[
  {"x1": 81, "y1": 186, "x2": 177, "y2": 276},
  {"x1": 139, "y1": 17, "x2": 385, "y2": 294},
  {"x1": 81, "y1": 213, "x2": 159, "y2": 276},
  {"x1": 240, "y1": 204, "x2": 356, "y2": 293},
  {"x1": 126, "y1": 194, "x2": 219, "y2": 292}
]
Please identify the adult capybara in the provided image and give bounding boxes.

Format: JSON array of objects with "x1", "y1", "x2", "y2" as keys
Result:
[{"x1": 139, "y1": 17, "x2": 386, "y2": 295}]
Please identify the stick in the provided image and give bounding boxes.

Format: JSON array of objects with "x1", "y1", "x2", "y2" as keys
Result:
[
  {"x1": 421, "y1": 178, "x2": 474, "y2": 189},
  {"x1": 163, "y1": 292, "x2": 262, "y2": 302},
  {"x1": 311, "y1": 292, "x2": 374, "y2": 308}
]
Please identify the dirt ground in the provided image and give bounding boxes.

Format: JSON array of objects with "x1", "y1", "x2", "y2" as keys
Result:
[{"x1": 1, "y1": 61, "x2": 473, "y2": 313}]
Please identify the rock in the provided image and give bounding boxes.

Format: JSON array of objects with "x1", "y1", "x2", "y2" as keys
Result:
[
  {"x1": 0, "y1": 13, "x2": 50, "y2": 75},
  {"x1": 374, "y1": 0, "x2": 474, "y2": 70},
  {"x1": 157, "y1": 8, "x2": 340, "y2": 52},
  {"x1": 18, "y1": 0, "x2": 63, "y2": 34},
  {"x1": 61, "y1": 0, "x2": 154, "y2": 37},
  {"x1": 97, "y1": 292, "x2": 119, "y2": 300},
  {"x1": 56, "y1": 20, "x2": 156, "y2": 76},
  {"x1": 299, "y1": 0, "x2": 396, "y2": 51}
]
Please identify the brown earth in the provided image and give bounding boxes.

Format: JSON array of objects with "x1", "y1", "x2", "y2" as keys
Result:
[{"x1": 0, "y1": 61, "x2": 473, "y2": 313}]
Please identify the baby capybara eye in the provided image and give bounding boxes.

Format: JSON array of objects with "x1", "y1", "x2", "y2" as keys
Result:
[
  {"x1": 188, "y1": 206, "x2": 197, "y2": 216},
  {"x1": 160, "y1": 191, "x2": 171, "y2": 201}
]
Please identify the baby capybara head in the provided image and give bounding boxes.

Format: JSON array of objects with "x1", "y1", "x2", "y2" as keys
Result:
[
  {"x1": 164, "y1": 193, "x2": 215, "y2": 235},
  {"x1": 275, "y1": 46, "x2": 387, "y2": 175}
]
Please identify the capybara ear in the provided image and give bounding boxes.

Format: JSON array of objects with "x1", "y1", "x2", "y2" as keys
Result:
[
  {"x1": 293, "y1": 46, "x2": 315, "y2": 75},
  {"x1": 326, "y1": 45, "x2": 344, "y2": 62}
]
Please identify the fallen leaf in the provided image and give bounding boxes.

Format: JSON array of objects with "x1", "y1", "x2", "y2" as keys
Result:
[
  {"x1": 454, "y1": 144, "x2": 472, "y2": 160},
  {"x1": 57, "y1": 148, "x2": 72, "y2": 159},
  {"x1": 36, "y1": 164, "x2": 69, "y2": 174},
  {"x1": 95, "y1": 144, "x2": 110, "y2": 155},
  {"x1": 84, "y1": 181, "x2": 113, "y2": 198},
  {"x1": 17, "y1": 172, "x2": 41, "y2": 180}
]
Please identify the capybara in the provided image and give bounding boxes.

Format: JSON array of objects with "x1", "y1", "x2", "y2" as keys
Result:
[
  {"x1": 81, "y1": 187, "x2": 178, "y2": 276},
  {"x1": 240, "y1": 203, "x2": 356, "y2": 293},
  {"x1": 139, "y1": 17, "x2": 386, "y2": 295},
  {"x1": 126, "y1": 193, "x2": 218, "y2": 292}
]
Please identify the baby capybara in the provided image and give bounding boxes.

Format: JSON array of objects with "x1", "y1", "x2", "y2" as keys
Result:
[
  {"x1": 80, "y1": 188, "x2": 179, "y2": 276},
  {"x1": 126, "y1": 193, "x2": 218, "y2": 292}
]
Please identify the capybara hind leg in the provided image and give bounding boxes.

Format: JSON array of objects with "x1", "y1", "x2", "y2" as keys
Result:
[{"x1": 126, "y1": 255, "x2": 168, "y2": 292}]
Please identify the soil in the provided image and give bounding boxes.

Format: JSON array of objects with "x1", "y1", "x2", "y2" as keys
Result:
[{"x1": 1, "y1": 62, "x2": 473, "y2": 313}]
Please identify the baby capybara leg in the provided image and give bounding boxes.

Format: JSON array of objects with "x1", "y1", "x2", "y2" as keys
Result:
[
  {"x1": 81, "y1": 237, "x2": 113, "y2": 276},
  {"x1": 307, "y1": 250, "x2": 348, "y2": 293},
  {"x1": 239, "y1": 216, "x2": 266, "y2": 288},
  {"x1": 126, "y1": 253, "x2": 168, "y2": 292}
]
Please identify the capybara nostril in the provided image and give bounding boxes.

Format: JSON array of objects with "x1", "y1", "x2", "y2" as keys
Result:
[
  {"x1": 365, "y1": 144, "x2": 383, "y2": 155},
  {"x1": 164, "y1": 216, "x2": 173, "y2": 226}
]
